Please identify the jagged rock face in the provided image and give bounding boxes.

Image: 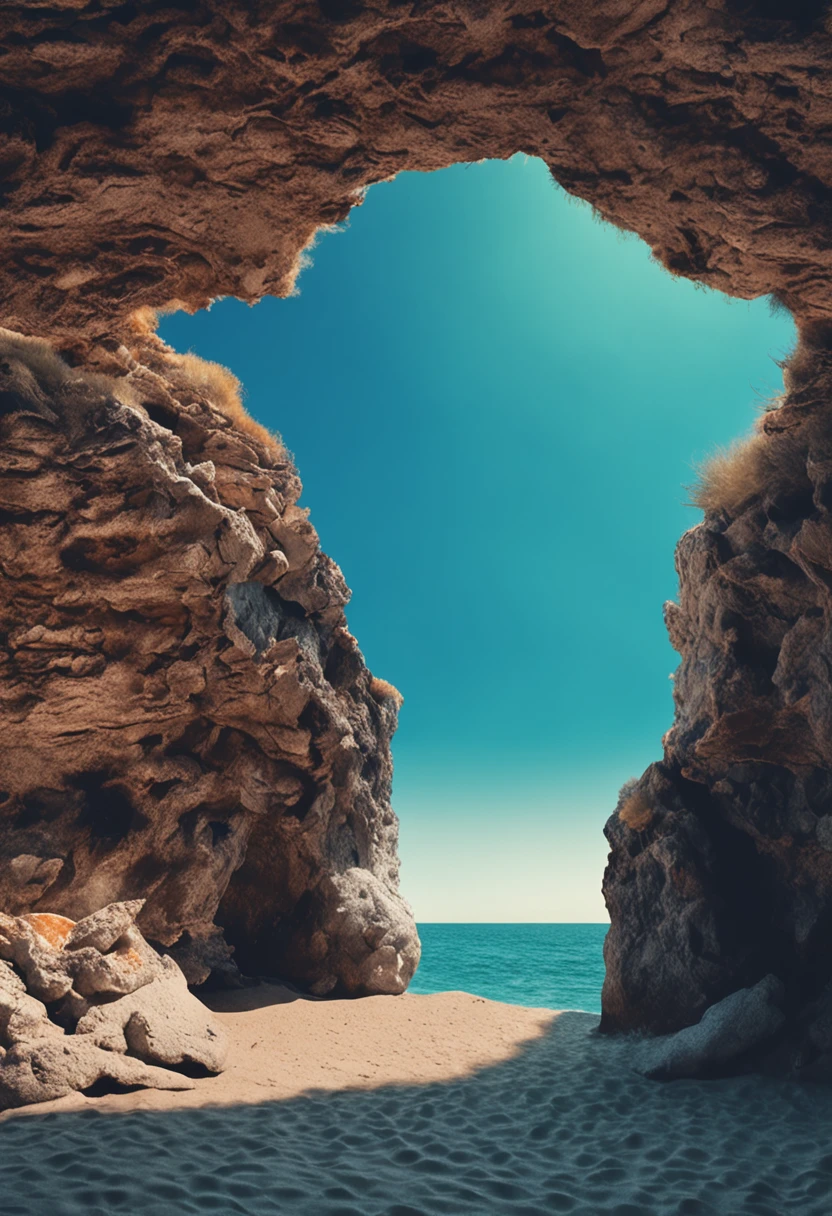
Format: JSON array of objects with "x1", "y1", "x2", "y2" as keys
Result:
[
  {"x1": 5, "y1": 0, "x2": 832, "y2": 1037},
  {"x1": 602, "y1": 337, "x2": 832, "y2": 1067},
  {"x1": 2, "y1": 2, "x2": 832, "y2": 347},
  {"x1": 0, "y1": 329, "x2": 419, "y2": 995}
]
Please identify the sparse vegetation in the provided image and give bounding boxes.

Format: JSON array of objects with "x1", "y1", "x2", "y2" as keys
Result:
[
  {"x1": 690, "y1": 425, "x2": 809, "y2": 516},
  {"x1": 166, "y1": 350, "x2": 285, "y2": 459},
  {"x1": 128, "y1": 305, "x2": 162, "y2": 339},
  {"x1": 691, "y1": 431, "x2": 770, "y2": 515},
  {"x1": 0, "y1": 326, "x2": 75, "y2": 394},
  {"x1": 369, "y1": 677, "x2": 404, "y2": 709},
  {"x1": 619, "y1": 789, "x2": 655, "y2": 832},
  {"x1": 0, "y1": 327, "x2": 137, "y2": 413},
  {"x1": 127, "y1": 307, "x2": 285, "y2": 458},
  {"x1": 768, "y1": 291, "x2": 792, "y2": 319},
  {"x1": 128, "y1": 300, "x2": 190, "y2": 340}
]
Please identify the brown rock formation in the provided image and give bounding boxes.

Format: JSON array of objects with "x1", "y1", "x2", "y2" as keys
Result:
[
  {"x1": 2, "y1": 0, "x2": 832, "y2": 346},
  {"x1": 0, "y1": 328, "x2": 419, "y2": 994},
  {"x1": 602, "y1": 332, "x2": 832, "y2": 1072},
  {"x1": 4, "y1": 0, "x2": 832, "y2": 1038},
  {"x1": 0, "y1": 901, "x2": 226, "y2": 1109}
]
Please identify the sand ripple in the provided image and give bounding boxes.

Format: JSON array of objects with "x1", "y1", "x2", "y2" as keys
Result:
[{"x1": 2, "y1": 1002, "x2": 832, "y2": 1215}]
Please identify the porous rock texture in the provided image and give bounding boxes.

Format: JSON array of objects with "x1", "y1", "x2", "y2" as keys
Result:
[
  {"x1": 5, "y1": 0, "x2": 832, "y2": 1044},
  {"x1": 0, "y1": 327, "x2": 418, "y2": 996},
  {"x1": 4, "y1": 0, "x2": 832, "y2": 346},
  {"x1": 602, "y1": 330, "x2": 832, "y2": 1078},
  {"x1": 0, "y1": 901, "x2": 227, "y2": 1109}
]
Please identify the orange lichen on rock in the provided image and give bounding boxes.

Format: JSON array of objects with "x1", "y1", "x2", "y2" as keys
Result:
[
  {"x1": 21, "y1": 914, "x2": 75, "y2": 950},
  {"x1": 120, "y1": 947, "x2": 144, "y2": 972}
]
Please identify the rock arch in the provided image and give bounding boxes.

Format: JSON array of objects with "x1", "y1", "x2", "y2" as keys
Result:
[{"x1": 3, "y1": 1, "x2": 832, "y2": 1049}]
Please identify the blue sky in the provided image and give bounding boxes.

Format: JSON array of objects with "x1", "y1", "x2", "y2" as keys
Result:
[{"x1": 160, "y1": 156, "x2": 795, "y2": 922}]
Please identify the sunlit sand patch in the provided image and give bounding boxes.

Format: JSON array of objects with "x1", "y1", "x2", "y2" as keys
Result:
[{"x1": 0, "y1": 986, "x2": 557, "y2": 1118}]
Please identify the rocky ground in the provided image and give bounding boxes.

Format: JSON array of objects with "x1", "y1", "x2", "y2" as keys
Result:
[{"x1": 0, "y1": 900, "x2": 226, "y2": 1109}]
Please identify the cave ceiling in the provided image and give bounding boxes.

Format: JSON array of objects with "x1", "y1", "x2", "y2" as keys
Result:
[{"x1": 1, "y1": 1, "x2": 831, "y2": 350}]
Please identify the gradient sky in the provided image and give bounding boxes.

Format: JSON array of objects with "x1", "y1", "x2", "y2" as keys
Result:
[{"x1": 160, "y1": 155, "x2": 795, "y2": 922}]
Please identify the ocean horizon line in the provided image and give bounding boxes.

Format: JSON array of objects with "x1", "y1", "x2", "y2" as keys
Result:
[{"x1": 414, "y1": 920, "x2": 610, "y2": 925}]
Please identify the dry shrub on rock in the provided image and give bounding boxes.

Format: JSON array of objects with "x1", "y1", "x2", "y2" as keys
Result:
[
  {"x1": 691, "y1": 426, "x2": 810, "y2": 517},
  {"x1": 618, "y1": 791, "x2": 655, "y2": 832}
]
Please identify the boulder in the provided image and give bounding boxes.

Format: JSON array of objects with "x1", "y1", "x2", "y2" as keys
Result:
[
  {"x1": 76, "y1": 956, "x2": 228, "y2": 1073},
  {"x1": 639, "y1": 976, "x2": 786, "y2": 1081},
  {"x1": 0, "y1": 904, "x2": 227, "y2": 1110},
  {"x1": 65, "y1": 901, "x2": 146, "y2": 953},
  {"x1": 0, "y1": 1039, "x2": 195, "y2": 1110}
]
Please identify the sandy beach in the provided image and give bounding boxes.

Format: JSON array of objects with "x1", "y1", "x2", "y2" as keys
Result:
[{"x1": 1, "y1": 985, "x2": 831, "y2": 1216}]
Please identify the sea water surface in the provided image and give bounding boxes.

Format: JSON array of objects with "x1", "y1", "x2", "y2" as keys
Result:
[{"x1": 410, "y1": 923, "x2": 608, "y2": 1013}]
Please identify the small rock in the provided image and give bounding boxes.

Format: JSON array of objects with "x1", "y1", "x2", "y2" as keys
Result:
[
  {"x1": 817, "y1": 816, "x2": 832, "y2": 852},
  {"x1": 0, "y1": 960, "x2": 63, "y2": 1047},
  {"x1": 65, "y1": 900, "x2": 145, "y2": 953},
  {"x1": 258, "y1": 548, "x2": 290, "y2": 584},
  {"x1": 0, "y1": 914, "x2": 74, "y2": 1003},
  {"x1": 69, "y1": 936, "x2": 163, "y2": 999}
]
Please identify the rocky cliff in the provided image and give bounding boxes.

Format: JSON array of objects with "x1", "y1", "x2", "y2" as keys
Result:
[
  {"x1": 4, "y1": 1, "x2": 832, "y2": 1031},
  {"x1": 602, "y1": 329, "x2": 832, "y2": 1071},
  {"x1": 0, "y1": 327, "x2": 418, "y2": 993}
]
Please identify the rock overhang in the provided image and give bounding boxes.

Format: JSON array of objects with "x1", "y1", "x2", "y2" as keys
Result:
[{"x1": 2, "y1": 1, "x2": 832, "y2": 347}]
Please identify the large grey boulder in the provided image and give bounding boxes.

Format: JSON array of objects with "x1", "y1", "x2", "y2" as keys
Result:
[
  {"x1": 0, "y1": 902, "x2": 227, "y2": 1110},
  {"x1": 639, "y1": 975, "x2": 786, "y2": 1080}
]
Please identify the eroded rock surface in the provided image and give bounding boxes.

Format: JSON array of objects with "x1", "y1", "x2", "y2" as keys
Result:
[
  {"x1": 0, "y1": 901, "x2": 225, "y2": 1110},
  {"x1": 4, "y1": 0, "x2": 832, "y2": 1045},
  {"x1": 638, "y1": 975, "x2": 786, "y2": 1080},
  {"x1": 3, "y1": 2, "x2": 832, "y2": 347},
  {"x1": 0, "y1": 329, "x2": 419, "y2": 995},
  {"x1": 601, "y1": 335, "x2": 832, "y2": 1073}
]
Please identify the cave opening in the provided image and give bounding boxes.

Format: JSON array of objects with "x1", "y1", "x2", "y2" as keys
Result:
[{"x1": 158, "y1": 154, "x2": 795, "y2": 1005}]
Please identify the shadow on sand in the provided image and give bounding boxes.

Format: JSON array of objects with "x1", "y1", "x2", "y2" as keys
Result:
[{"x1": 2, "y1": 1010, "x2": 832, "y2": 1216}]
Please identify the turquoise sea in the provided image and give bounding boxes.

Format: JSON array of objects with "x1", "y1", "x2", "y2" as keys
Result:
[{"x1": 409, "y1": 923, "x2": 608, "y2": 1013}]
